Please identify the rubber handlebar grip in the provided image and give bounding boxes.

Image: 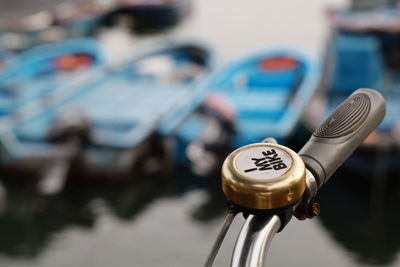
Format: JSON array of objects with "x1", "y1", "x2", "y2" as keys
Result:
[{"x1": 299, "y1": 88, "x2": 386, "y2": 188}]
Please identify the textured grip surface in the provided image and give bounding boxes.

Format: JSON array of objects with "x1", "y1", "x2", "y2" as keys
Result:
[
  {"x1": 299, "y1": 88, "x2": 385, "y2": 188},
  {"x1": 313, "y1": 93, "x2": 371, "y2": 138}
]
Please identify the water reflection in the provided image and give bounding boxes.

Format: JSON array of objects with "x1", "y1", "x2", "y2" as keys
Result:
[
  {"x1": 0, "y1": 173, "x2": 170, "y2": 258},
  {"x1": 0, "y1": 166, "x2": 227, "y2": 259},
  {"x1": 1, "y1": 148, "x2": 400, "y2": 265},
  {"x1": 317, "y1": 166, "x2": 400, "y2": 265},
  {"x1": 172, "y1": 167, "x2": 227, "y2": 222}
]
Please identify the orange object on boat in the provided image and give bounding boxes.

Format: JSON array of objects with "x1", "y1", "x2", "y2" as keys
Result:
[
  {"x1": 55, "y1": 53, "x2": 93, "y2": 70},
  {"x1": 259, "y1": 56, "x2": 298, "y2": 71}
]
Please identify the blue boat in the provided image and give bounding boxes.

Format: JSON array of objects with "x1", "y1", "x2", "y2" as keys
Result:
[
  {"x1": 0, "y1": 38, "x2": 104, "y2": 117},
  {"x1": 0, "y1": 41, "x2": 212, "y2": 192},
  {"x1": 171, "y1": 48, "x2": 321, "y2": 172}
]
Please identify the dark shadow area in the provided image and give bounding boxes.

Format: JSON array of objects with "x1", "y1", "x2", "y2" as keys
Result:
[{"x1": 317, "y1": 166, "x2": 400, "y2": 265}]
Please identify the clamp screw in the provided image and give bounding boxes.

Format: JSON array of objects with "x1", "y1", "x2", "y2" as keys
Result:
[{"x1": 306, "y1": 202, "x2": 320, "y2": 219}]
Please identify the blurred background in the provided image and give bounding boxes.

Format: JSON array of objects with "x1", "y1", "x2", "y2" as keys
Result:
[{"x1": 1, "y1": 0, "x2": 400, "y2": 266}]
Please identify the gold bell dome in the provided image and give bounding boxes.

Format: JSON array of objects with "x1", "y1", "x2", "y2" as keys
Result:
[{"x1": 221, "y1": 143, "x2": 306, "y2": 210}]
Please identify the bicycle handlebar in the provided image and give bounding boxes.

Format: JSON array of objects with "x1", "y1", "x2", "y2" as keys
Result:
[
  {"x1": 206, "y1": 88, "x2": 386, "y2": 267},
  {"x1": 299, "y1": 88, "x2": 385, "y2": 188}
]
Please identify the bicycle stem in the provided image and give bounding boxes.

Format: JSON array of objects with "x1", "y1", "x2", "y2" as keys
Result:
[
  {"x1": 230, "y1": 170, "x2": 318, "y2": 267},
  {"x1": 231, "y1": 214, "x2": 281, "y2": 267}
]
